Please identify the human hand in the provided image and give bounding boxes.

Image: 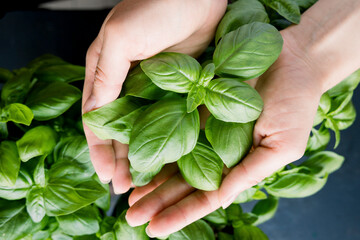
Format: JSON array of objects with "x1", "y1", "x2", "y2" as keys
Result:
[{"x1": 81, "y1": 0, "x2": 227, "y2": 192}]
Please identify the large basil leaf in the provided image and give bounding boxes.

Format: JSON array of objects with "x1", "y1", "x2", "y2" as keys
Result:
[
  {"x1": 130, "y1": 165, "x2": 162, "y2": 187},
  {"x1": 26, "y1": 186, "x2": 46, "y2": 223},
  {"x1": 83, "y1": 97, "x2": 145, "y2": 144},
  {"x1": 305, "y1": 125, "x2": 330, "y2": 154},
  {"x1": 186, "y1": 85, "x2": 206, "y2": 113},
  {"x1": 301, "y1": 151, "x2": 344, "y2": 177},
  {"x1": 206, "y1": 115, "x2": 254, "y2": 167},
  {"x1": 234, "y1": 225, "x2": 268, "y2": 240},
  {"x1": 0, "y1": 67, "x2": 14, "y2": 82},
  {"x1": 203, "y1": 208, "x2": 228, "y2": 225},
  {"x1": 113, "y1": 210, "x2": 149, "y2": 240},
  {"x1": 252, "y1": 196, "x2": 279, "y2": 225},
  {"x1": 16, "y1": 126, "x2": 57, "y2": 162},
  {"x1": 141, "y1": 52, "x2": 201, "y2": 93},
  {"x1": 122, "y1": 65, "x2": 167, "y2": 100},
  {"x1": 216, "y1": 0, "x2": 269, "y2": 43},
  {"x1": 129, "y1": 98, "x2": 200, "y2": 172},
  {"x1": 35, "y1": 64, "x2": 85, "y2": 83},
  {"x1": 0, "y1": 103, "x2": 34, "y2": 126},
  {"x1": 0, "y1": 141, "x2": 20, "y2": 187},
  {"x1": 205, "y1": 79, "x2": 263, "y2": 123},
  {"x1": 260, "y1": 0, "x2": 301, "y2": 24},
  {"x1": 0, "y1": 168, "x2": 33, "y2": 200},
  {"x1": 169, "y1": 220, "x2": 215, "y2": 240},
  {"x1": 53, "y1": 136, "x2": 90, "y2": 163},
  {"x1": 265, "y1": 173, "x2": 327, "y2": 198},
  {"x1": 214, "y1": 22, "x2": 283, "y2": 80},
  {"x1": 1, "y1": 68, "x2": 33, "y2": 104},
  {"x1": 178, "y1": 140, "x2": 223, "y2": 191},
  {"x1": 56, "y1": 206, "x2": 100, "y2": 236},
  {"x1": 26, "y1": 81, "x2": 81, "y2": 121},
  {"x1": 327, "y1": 68, "x2": 360, "y2": 97}
]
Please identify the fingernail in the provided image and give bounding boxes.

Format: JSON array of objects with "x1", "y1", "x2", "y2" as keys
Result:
[
  {"x1": 222, "y1": 194, "x2": 238, "y2": 209},
  {"x1": 100, "y1": 178, "x2": 111, "y2": 184},
  {"x1": 145, "y1": 227, "x2": 155, "y2": 238},
  {"x1": 125, "y1": 214, "x2": 135, "y2": 227},
  {"x1": 83, "y1": 95, "x2": 96, "y2": 113}
]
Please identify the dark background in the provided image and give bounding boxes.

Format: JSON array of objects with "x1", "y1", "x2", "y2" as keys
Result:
[{"x1": 1, "y1": 9, "x2": 359, "y2": 240}]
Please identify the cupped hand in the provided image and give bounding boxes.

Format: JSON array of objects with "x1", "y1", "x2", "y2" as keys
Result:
[
  {"x1": 81, "y1": 0, "x2": 227, "y2": 192},
  {"x1": 125, "y1": 31, "x2": 325, "y2": 237}
]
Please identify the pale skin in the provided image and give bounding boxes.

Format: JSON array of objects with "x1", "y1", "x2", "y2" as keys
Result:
[{"x1": 82, "y1": 0, "x2": 360, "y2": 237}]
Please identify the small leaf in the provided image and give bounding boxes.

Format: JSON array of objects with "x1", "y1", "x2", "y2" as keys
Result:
[
  {"x1": 252, "y1": 196, "x2": 279, "y2": 225},
  {"x1": 0, "y1": 67, "x2": 14, "y2": 82},
  {"x1": 26, "y1": 186, "x2": 46, "y2": 223},
  {"x1": 329, "y1": 100, "x2": 356, "y2": 130},
  {"x1": 260, "y1": 0, "x2": 301, "y2": 24},
  {"x1": 114, "y1": 210, "x2": 149, "y2": 240},
  {"x1": 169, "y1": 219, "x2": 215, "y2": 240},
  {"x1": 226, "y1": 204, "x2": 243, "y2": 222},
  {"x1": 130, "y1": 165, "x2": 162, "y2": 187},
  {"x1": 198, "y1": 63, "x2": 215, "y2": 87},
  {"x1": 1, "y1": 68, "x2": 33, "y2": 104},
  {"x1": 328, "y1": 92, "x2": 353, "y2": 117},
  {"x1": 203, "y1": 208, "x2": 228, "y2": 225},
  {"x1": 301, "y1": 151, "x2": 344, "y2": 177},
  {"x1": 324, "y1": 117, "x2": 341, "y2": 148},
  {"x1": 34, "y1": 155, "x2": 46, "y2": 187},
  {"x1": 0, "y1": 103, "x2": 34, "y2": 126},
  {"x1": 313, "y1": 92, "x2": 331, "y2": 126},
  {"x1": 35, "y1": 64, "x2": 85, "y2": 83},
  {"x1": 0, "y1": 168, "x2": 33, "y2": 200},
  {"x1": 186, "y1": 85, "x2": 206, "y2": 113},
  {"x1": 234, "y1": 225, "x2": 269, "y2": 240},
  {"x1": 233, "y1": 188, "x2": 257, "y2": 204},
  {"x1": 218, "y1": 232, "x2": 234, "y2": 240},
  {"x1": 305, "y1": 125, "x2": 330, "y2": 154},
  {"x1": 27, "y1": 54, "x2": 67, "y2": 69},
  {"x1": 0, "y1": 141, "x2": 20, "y2": 187}
]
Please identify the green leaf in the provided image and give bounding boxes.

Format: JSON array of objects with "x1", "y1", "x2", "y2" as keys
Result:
[
  {"x1": 0, "y1": 67, "x2": 14, "y2": 83},
  {"x1": 206, "y1": 115, "x2": 254, "y2": 168},
  {"x1": 0, "y1": 141, "x2": 20, "y2": 187},
  {"x1": 0, "y1": 103, "x2": 34, "y2": 126},
  {"x1": 113, "y1": 210, "x2": 149, "y2": 240},
  {"x1": 51, "y1": 229, "x2": 73, "y2": 240},
  {"x1": 141, "y1": 52, "x2": 201, "y2": 93},
  {"x1": 1, "y1": 68, "x2": 33, "y2": 104},
  {"x1": 26, "y1": 82, "x2": 81, "y2": 121},
  {"x1": 265, "y1": 173, "x2": 327, "y2": 198},
  {"x1": 226, "y1": 204, "x2": 243, "y2": 222},
  {"x1": 0, "y1": 168, "x2": 33, "y2": 200},
  {"x1": 83, "y1": 97, "x2": 145, "y2": 144},
  {"x1": 0, "y1": 122, "x2": 8, "y2": 139},
  {"x1": 301, "y1": 151, "x2": 344, "y2": 177},
  {"x1": 233, "y1": 188, "x2": 257, "y2": 204},
  {"x1": 34, "y1": 155, "x2": 46, "y2": 187},
  {"x1": 216, "y1": 0, "x2": 269, "y2": 43},
  {"x1": 214, "y1": 22, "x2": 283, "y2": 80},
  {"x1": 260, "y1": 0, "x2": 301, "y2": 24},
  {"x1": 169, "y1": 220, "x2": 215, "y2": 240},
  {"x1": 27, "y1": 54, "x2": 67, "y2": 69},
  {"x1": 305, "y1": 125, "x2": 330, "y2": 154},
  {"x1": 99, "y1": 216, "x2": 116, "y2": 235},
  {"x1": 205, "y1": 79, "x2": 263, "y2": 123},
  {"x1": 327, "y1": 68, "x2": 360, "y2": 97},
  {"x1": 35, "y1": 64, "x2": 85, "y2": 83},
  {"x1": 53, "y1": 136, "x2": 90, "y2": 164},
  {"x1": 234, "y1": 225, "x2": 269, "y2": 240},
  {"x1": 252, "y1": 196, "x2": 279, "y2": 225},
  {"x1": 56, "y1": 206, "x2": 100, "y2": 236},
  {"x1": 16, "y1": 126, "x2": 58, "y2": 162},
  {"x1": 324, "y1": 117, "x2": 341, "y2": 148},
  {"x1": 178, "y1": 140, "x2": 223, "y2": 191},
  {"x1": 130, "y1": 165, "x2": 162, "y2": 187},
  {"x1": 26, "y1": 186, "x2": 46, "y2": 223},
  {"x1": 101, "y1": 232, "x2": 116, "y2": 240},
  {"x1": 203, "y1": 208, "x2": 228, "y2": 225},
  {"x1": 95, "y1": 184, "x2": 111, "y2": 211},
  {"x1": 218, "y1": 232, "x2": 234, "y2": 240},
  {"x1": 328, "y1": 92, "x2": 353, "y2": 118},
  {"x1": 186, "y1": 85, "x2": 206, "y2": 113},
  {"x1": 313, "y1": 92, "x2": 331, "y2": 126},
  {"x1": 329, "y1": 100, "x2": 356, "y2": 130},
  {"x1": 122, "y1": 65, "x2": 167, "y2": 100},
  {"x1": 129, "y1": 98, "x2": 200, "y2": 172},
  {"x1": 292, "y1": 0, "x2": 317, "y2": 10},
  {"x1": 198, "y1": 63, "x2": 215, "y2": 87}
]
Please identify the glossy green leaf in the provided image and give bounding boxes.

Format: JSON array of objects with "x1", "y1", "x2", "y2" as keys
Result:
[
  {"x1": 122, "y1": 65, "x2": 167, "y2": 100},
  {"x1": 35, "y1": 64, "x2": 85, "y2": 83},
  {"x1": 328, "y1": 92, "x2": 353, "y2": 117},
  {"x1": 265, "y1": 173, "x2": 327, "y2": 198},
  {"x1": 101, "y1": 232, "x2": 116, "y2": 240},
  {"x1": 206, "y1": 115, "x2": 254, "y2": 167},
  {"x1": 233, "y1": 188, "x2": 257, "y2": 204},
  {"x1": 26, "y1": 186, "x2": 46, "y2": 223},
  {"x1": 252, "y1": 196, "x2": 279, "y2": 225},
  {"x1": 234, "y1": 225, "x2": 269, "y2": 240},
  {"x1": 226, "y1": 204, "x2": 243, "y2": 222},
  {"x1": 16, "y1": 126, "x2": 57, "y2": 162},
  {"x1": 0, "y1": 168, "x2": 33, "y2": 200},
  {"x1": 130, "y1": 165, "x2": 162, "y2": 187},
  {"x1": 141, "y1": 52, "x2": 201, "y2": 93},
  {"x1": 34, "y1": 155, "x2": 46, "y2": 187},
  {"x1": 27, "y1": 54, "x2": 67, "y2": 69},
  {"x1": 0, "y1": 141, "x2": 20, "y2": 187},
  {"x1": 95, "y1": 185, "x2": 111, "y2": 211},
  {"x1": 301, "y1": 151, "x2": 344, "y2": 177},
  {"x1": 0, "y1": 67, "x2": 14, "y2": 82},
  {"x1": 205, "y1": 79, "x2": 263, "y2": 123},
  {"x1": 260, "y1": 0, "x2": 301, "y2": 24},
  {"x1": 216, "y1": 0, "x2": 269, "y2": 43},
  {"x1": 99, "y1": 216, "x2": 116, "y2": 235},
  {"x1": 169, "y1": 220, "x2": 215, "y2": 240},
  {"x1": 214, "y1": 22, "x2": 283, "y2": 80},
  {"x1": 83, "y1": 97, "x2": 145, "y2": 144},
  {"x1": 327, "y1": 68, "x2": 360, "y2": 97},
  {"x1": 305, "y1": 125, "x2": 330, "y2": 154},
  {"x1": 53, "y1": 136, "x2": 90, "y2": 163},
  {"x1": 186, "y1": 85, "x2": 206, "y2": 113},
  {"x1": 129, "y1": 98, "x2": 200, "y2": 172},
  {"x1": 198, "y1": 63, "x2": 215, "y2": 87},
  {"x1": 26, "y1": 81, "x2": 81, "y2": 121},
  {"x1": 329, "y1": 100, "x2": 356, "y2": 130},
  {"x1": 1, "y1": 68, "x2": 33, "y2": 104},
  {"x1": 56, "y1": 206, "x2": 100, "y2": 236},
  {"x1": 203, "y1": 208, "x2": 228, "y2": 225},
  {"x1": 114, "y1": 210, "x2": 149, "y2": 240},
  {"x1": 51, "y1": 229, "x2": 73, "y2": 240},
  {"x1": 324, "y1": 117, "x2": 341, "y2": 148},
  {"x1": 0, "y1": 103, "x2": 34, "y2": 126}
]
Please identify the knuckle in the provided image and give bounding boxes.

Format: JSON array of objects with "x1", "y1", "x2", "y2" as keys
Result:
[{"x1": 94, "y1": 65, "x2": 107, "y2": 88}]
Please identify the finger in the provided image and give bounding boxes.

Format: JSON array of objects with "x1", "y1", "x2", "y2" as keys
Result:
[
  {"x1": 145, "y1": 190, "x2": 220, "y2": 238},
  {"x1": 128, "y1": 163, "x2": 179, "y2": 206},
  {"x1": 126, "y1": 173, "x2": 195, "y2": 227},
  {"x1": 112, "y1": 141, "x2": 132, "y2": 194}
]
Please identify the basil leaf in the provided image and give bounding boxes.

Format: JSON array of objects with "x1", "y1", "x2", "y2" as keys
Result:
[
  {"x1": 329, "y1": 100, "x2": 356, "y2": 130},
  {"x1": 216, "y1": 0, "x2": 269, "y2": 43},
  {"x1": 53, "y1": 136, "x2": 90, "y2": 164},
  {"x1": 35, "y1": 64, "x2": 85, "y2": 83},
  {"x1": 301, "y1": 151, "x2": 344, "y2": 177},
  {"x1": 205, "y1": 79, "x2": 263, "y2": 123},
  {"x1": 0, "y1": 141, "x2": 20, "y2": 187},
  {"x1": 26, "y1": 82, "x2": 81, "y2": 121},
  {"x1": 305, "y1": 125, "x2": 330, "y2": 154},
  {"x1": 101, "y1": 232, "x2": 116, "y2": 240},
  {"x1": 122, "y1": 65, "x2": 167, "y2": 100},
  {"x1": 260, "y1": 0, "x2": 301, "y2": 24},
  {"x1": 324, "y1": 117, "x2": 341, "y2": 148},
  {"x1": 313, "y1": 92, "x2": 331, "y2": 126},
  {"x1": 226, "y1": 204, "x2": 243, "y2": 222},
  {"x1": 214, "y1": 22, "x2": 283, "y2": 80},
  {"x1": 233, "y1": 188, "x2": 258, "y2": 204},
  {"x1": 0, "y1": 67, "x2": 14, "y2": 82},
  {"x1": 178, "y1": 140, "x2": 223, "y2": 191},
  {"x1": 234, "y1": 225, "x2": 268, "y2": 240},
  {"x1": 292, "y1": 0, "x2": 317, "y2": 10},
  {"x1": 198, "y1": 63, "x2": 215, "y2": 87},
  {"x1": 26, "y1": 186, "x2": 46, "y2": 223},
  {"x1": 218, "y1": 232, "x2": 234, "y2": 240},
  {"x1": 327, "y1": 68, "x2": 360, "y2": 97},
  {"x1": 34, "y1": 155, "x2": 46, "y2": 187},
  {"x1": 328, "y1": 92, "x2": 353, "y2": 117},
  {"x1": 16, "y1": 126, "x2": 58, "y2": 162},
  {"x1": 27, "y1": 54, "x2": 67, "y2": 69},
  {"x1": 100, "y1": 216, "x2": 116, "y2": 235},
  {"x1": 0, "y1": 103, "x2": 34, "y2": 126},
  {"x1": 83, "y1": 97, "x2": 145, "y2": 144},
  {"x1": 0, "y1": 168, "x2": 33, "y2": 200},
  {"x1": 265, "y1": 173, "x2": 327, "y2": 198},
  {"x1": 141, "y1": 52, "x2": 201, "y2": 93},
  {"x1": 56, "y1": 206, "x2": 100, "y2": 236},
  {"x1": 1, "y1": 68, "x2": 33, "y2": 104},
  {"x1": 129, "y1": 98, "x2": 200, "y2": 172},
  {"x1": 252, "y1": 196, "x2": 279, "y2": 225},
  {"x1": 203, "y1": 208, "x2": 228, "y2": 225},
  {"x1": 169, "y1": 220, "x2": 215, "y2": 240},
  {"x1": 113, "y1": 210, "x2": 149, "y2": 240},
  {"x1": 206, "y1": 115, "x2": 254, "y2": 167},
  {"x1": 51, "y1": 229, "x2": 73, "y2": 240},
  {"x1": 130, "y1": 165, "x2": 162, "y2": 187},
  {"x1": 186, "y1": 85, "x2": 206, "y2": 113},
  {"x1": 240, "y1": 213, "x2": 258, "y2": 225},
  {"x1": 0, "y1": 122, "x2": 8, "y2": 139},
  {"x1": 95, "y1": 185, "x2": 111, "y2": 211},
  {"x1": 48, "y1": 160, "x2": 93, "y2": 181}
]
